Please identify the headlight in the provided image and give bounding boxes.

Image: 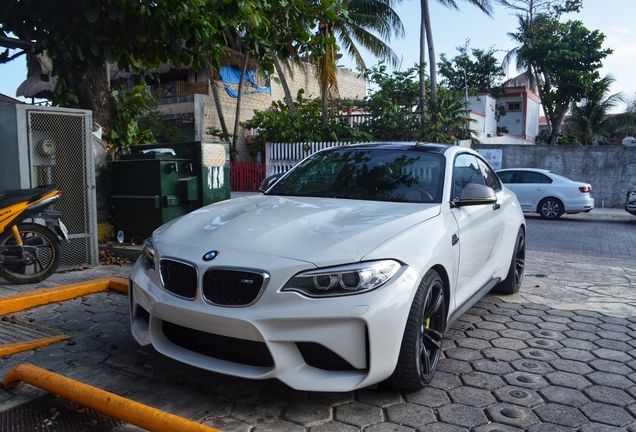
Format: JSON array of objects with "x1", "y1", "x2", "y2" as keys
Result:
[
  {"x1": 281, "y1": 260, "x2": 402, "y2": 297},
  {"x1": 141, "y1": 237, "x2": 156, "y2": 271}
]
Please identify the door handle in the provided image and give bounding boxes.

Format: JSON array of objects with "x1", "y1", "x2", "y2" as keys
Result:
[{"x1": 493, "y1": 203, "x2": 501, "y2": 210}]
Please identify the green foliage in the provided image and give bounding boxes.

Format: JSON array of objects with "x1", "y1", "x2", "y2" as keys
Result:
[
  {"x1": 105, "y1": 84, "x2": 156, "y2": 153},
  {"x1": 438, "y1": 40, "x2": 506, "y2": 97},
  {"x1": 239, "y1": 90, "x2": 370, "y2": 156}
]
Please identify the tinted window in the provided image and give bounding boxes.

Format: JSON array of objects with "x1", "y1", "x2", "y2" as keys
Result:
[
  {"x1": 477, "y1": 158, "x2": 501, "y2": 191},
  {"x1": 267, "y1": 147, "x2": 445, "y2": 203},
  {"x1": 519, "y1": 171, "x2": 552, "y2": 184},
  {"x1": 452, "y1": 154, "x2": 484, "y2": 200},
  {"x1": 497, "y1": 171, "x2": 515, "y2": 184}
]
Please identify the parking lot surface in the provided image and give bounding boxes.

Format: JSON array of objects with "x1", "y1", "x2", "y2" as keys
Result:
[{"x1": 1, "y1": 208, "x2": 636, "y2": 431}]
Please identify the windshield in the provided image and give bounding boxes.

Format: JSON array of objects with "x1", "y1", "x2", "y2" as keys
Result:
[{"x1": 266, "y1": 147, "x2": 445, "y2": 203}]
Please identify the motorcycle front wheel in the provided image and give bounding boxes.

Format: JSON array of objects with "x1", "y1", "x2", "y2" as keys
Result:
[{"x1": 0, "y1": 222, "x2": 62, "y2": 284}]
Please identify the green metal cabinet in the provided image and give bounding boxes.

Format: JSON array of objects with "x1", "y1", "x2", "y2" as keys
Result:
[{"x1": 109, "y1": 141, "x2": 230, "y2": 240}]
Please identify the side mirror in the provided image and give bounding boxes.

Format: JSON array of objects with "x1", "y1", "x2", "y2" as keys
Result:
[
  {"x1": 454, "y1": 183, "x2": 497, "y2": 207},
  {"x1": 259, "y1": 173, "x2": 284, "y2": 193}
]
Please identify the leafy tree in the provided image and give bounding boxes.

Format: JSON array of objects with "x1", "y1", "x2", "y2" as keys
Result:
[
  {"x1": 438, "y1": 41, "x2": 506, "y2": 98},
  {"x1": 564, "y1": 75, "x2": 636, "y2": 145},
  {"x1": 0, "y1": 0, "x2": 332, "y2": 130},
  {"x1": 509, "y1": 13, "x2": 611, "y2": 144}
]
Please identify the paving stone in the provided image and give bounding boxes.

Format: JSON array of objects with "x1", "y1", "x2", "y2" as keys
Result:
[
  {"x1": 511, "y1": 315, "x2": 543, "y2": 324},
  {"x1": 444, "y1": 347, "x2": 484, "y2": 362},
  {"x1": 429, "y1": 371, "x2": 462, "y2": 391},
  {"x1": 483, "y1": 314, "x2": 511, "y2": 324},
  {"x1": 283, "y1": 402, "x2": 331, "y2": 427},
  {"x1": 544, "y1": 371, "x2": 592, "y2": 390},
  {"x1": 554, "y1": 347, "x2": 597, "y2": 362},
  {"x1": 599, "y1": 338, "x2": 636, "y2": 350},
  {"x1": 506, "y1": 321, "x2": 540, "y2": 332},
  {"x1": 527, "y1": 423, "x2": 576, "y2": 432},
  {"x1": 546, "y1": 310, "x2": 576, "y2": 318},
  {"x1": 564, "y1": 329, "x2": 600, "y2": 341},
  {"x1": 474, "y1": 423, "x2": 524, "y2": 431},
  {"x1": 486, "y1": 403, "x2": 540, "y2": 429},
  {"x1": 467, "y1": 329, "x2": 500, "y2": 340},
  {"x1": 203, "y1": 416, "x2": 251, "y2": 431},
  {"x1": 386, "y1": 402, "x2": 436, "y2": 428},
  {"x1": 490, "y1": 338, "x2": 528, "y2": 351},
  {"x1": 437, "y1": 403, "x2": 488, "y2": 428},
  {"x1": 584, "y1": 386, "x2": 633, "y2": 407},
  {"x1": 549, "y1": 359, "x2": 594, "y2": 375},
  {"x1": 590, "y1": 359, "x2": 634, "y2": 375},
  {"x1": 532, "y1": 329, "x2": 566, "y2": 340},
  {"x1": 461, "y1": 371, "x2": 506, "y2": 390},
  {"x1": 415, "y1": 422, "x2": 468, "y2": 431},
  {"x1": 533, "y1": 403, "x2": 588, "y2": 428},
  {"x1": 405, "y1": 387, "x2": 450, "y2": 408},
  {"x1": 482, "y1": 348, "x2": 522, "y2": 363},
  {"x1": 309, "y1": 392, "x2": 355, "y2": 406},
  {"x1": 357, "y1": 389, "x2": 403, "y2": 407},
  {"x1": 471, "y1": 359, "x2": 515, "y2": 376},
  {"x1": 494, "y1": 386, "x2": 543, "y2": 408},
  {"x1": 579, "y1": 402, "x2": 634, "y2": 427},
  {"x1": 560, "y1": 338, "x2": 597, "y2": 350},
  {"x1": 250, "y1": 419, "x2": 306, "y2": 432},
  {"x1": 567, "y1": 322, "x2": 601, "y2": 332},
  {"x1": 518, "y1": 348, "x2": 559, "y2": 362},
  {"x1": 232, "y1": 402, "x2": 282, "y2": 425},
  {"x1": 510, "y1": 359, "x2": 553, "y2": 375},
  {"x1": 365, "y1": 422, "x2": 415, "y2": 432},
  {"x1": 454, "y1": 337, "x2": 492, "y2": 350},
  {"x1": 526, "y1": 338, "x2": 563, "y2": 350},
  {"x1": 472, "y1": 321, "x2": 507, "y2": 331},
  {"x1": 308, "y1": 421, "x2": 359, "y2": 432},
  {"x1": 437, "y1": 358, "x2": 473, "y2": 375},
  {"x1": 541, "y1": 316, "x2": 572, "y2": 325},
  {"x1": 538, "y1": 386, "x2": 590, "y2": 407},
  {"x1": 578, "y1": 423, "x2": 633, "y2": 432},
  {"x1": 587, "y1": 371, "x2": 636, "y2": 389},
  {"x1": 335, "y1": 402, "x2": 384, "y2": 428},
  {"x1": 600, "y1": 322, "x2": 631, "y2": 331},
  {"x1": 503, "y1": 372, "x2": 549, "y2": 390},
  {"x1": 447, "y1": 387, "x2": 496, "y2": 408},
  {"x1": 592, "y1": 348, "x2": 633, "y2": 362}
]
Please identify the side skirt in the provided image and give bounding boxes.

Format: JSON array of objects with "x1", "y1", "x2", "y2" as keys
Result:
[{"x1": 447, "y1": 278, "x2": 500, "y2": 326}]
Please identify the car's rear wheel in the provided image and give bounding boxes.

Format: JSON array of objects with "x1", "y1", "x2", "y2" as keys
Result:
[
  {"x1": 493, "y1": 227, "x2": 525, "y2": 294},
  {"x1": 388, "y1": 269, "x2": 446, "y2": 390},
  {"x1": 538, "y1": 197, "x2": 564, "y2": 219}
]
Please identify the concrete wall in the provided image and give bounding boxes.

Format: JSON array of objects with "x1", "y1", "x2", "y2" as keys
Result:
[{"x1": 473, "y1": 144, "x2": 636, "y2": 209}]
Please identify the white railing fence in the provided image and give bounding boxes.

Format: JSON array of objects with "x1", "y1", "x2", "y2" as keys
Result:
[{"x1": 265, "y1": 142, "x2": 349, "y2": 177}]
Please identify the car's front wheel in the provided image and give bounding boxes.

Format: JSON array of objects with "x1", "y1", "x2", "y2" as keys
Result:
[
  {"x1": 388, "y1": 269, "x2": 446, "y2": 390},
  {"x1": 493, "y1": 227, "x2": 525, "y2": 294},
  {"x1": 538, "y1": 197, "x2": 564, "y2": 219}
]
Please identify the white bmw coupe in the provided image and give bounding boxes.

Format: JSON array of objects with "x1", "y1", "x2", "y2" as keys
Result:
[{"x1": 129, "y1": 142, "x2": 526, "y2": 392}]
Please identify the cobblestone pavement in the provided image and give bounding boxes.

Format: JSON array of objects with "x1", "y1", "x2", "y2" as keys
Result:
[{"x1": 0, "y1": 210, "x2": 635, "y2": 431}]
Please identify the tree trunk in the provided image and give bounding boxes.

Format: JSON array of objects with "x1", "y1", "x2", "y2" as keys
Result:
[
  {"x1": 206, "y1": 63, "x2": 229, "y2": 137},
  {"x1": 59, "y1": 61, "x2": 117, "y2": 130},
  {"x1": 418, "y1": 0, "x2": 427, "y2": 119},
  {"x1": 272, "y1": 52, "x2": 296, "y2": 113},
  {"x1": 423, "y1": 0, "x2": 437, "y2": 106},
  {"x1": 232, "y1": 53, "x2": 250, "y2": 159}
]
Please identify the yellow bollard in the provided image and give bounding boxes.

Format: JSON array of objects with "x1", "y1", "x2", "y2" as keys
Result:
[{"x1": 3, "y1": 364, "x2": 221, "y2": 432}]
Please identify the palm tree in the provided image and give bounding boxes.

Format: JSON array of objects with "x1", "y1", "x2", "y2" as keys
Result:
[
  {"x1": 419, "y1": 0, "x2": 493, "y2": 112},
  {"x1": 565, "y1": 75, "x2": 636, "y2": 145},
  {"x1": 314, "y1": 0, "x2": 405, "y2": 127}
]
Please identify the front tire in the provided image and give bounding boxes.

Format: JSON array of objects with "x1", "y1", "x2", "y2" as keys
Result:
[
  {"x1": 538, "y1": 198, "x2": 564, "y2": 219},
  {"x1": 388, "y1": 269, "x2": 446, "y2": 390},
  {"x1": 493, "y1": 227, "x2": 525, "y2": 294},
  {"x1": 0, "y1": 223, "x2": 61, "y2": 284}
]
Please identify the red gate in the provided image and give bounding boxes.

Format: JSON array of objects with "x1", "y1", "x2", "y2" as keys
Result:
[{"x1": 230, "y1": 161, "x2": 266, "y2": 192}]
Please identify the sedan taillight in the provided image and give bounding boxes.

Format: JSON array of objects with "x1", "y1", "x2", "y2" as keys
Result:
[{"x1": 579, "y1": 185, "x2": 591, "y2": 193}]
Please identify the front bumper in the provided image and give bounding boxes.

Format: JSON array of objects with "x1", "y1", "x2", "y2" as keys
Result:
[{"x1": 129, "y1": 258, "x2": 419, "y2": 392}]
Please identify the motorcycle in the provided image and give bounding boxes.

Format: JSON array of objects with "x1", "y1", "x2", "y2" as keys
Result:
[{"x1": 0, "y1": 184, "x2": 69, "y2": 284}]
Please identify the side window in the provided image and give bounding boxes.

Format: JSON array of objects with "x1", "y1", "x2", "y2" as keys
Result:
[
  {"x1": 497, "y1": 171, "x2": 515, "y2": 184},
  {"x1": 477, "y1": 158, "x2": 501, "y2": 191},
  {"x1": 452, "y1": 154, "x2": 485, "y2": 200},
  {"x1": 519, "y1": 171, "x2": 552, "y2": 184}
]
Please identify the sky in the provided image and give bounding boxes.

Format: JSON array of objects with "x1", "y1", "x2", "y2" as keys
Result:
[{"x1": 1, "y1": 0, "x2": 635, "y2": 109}]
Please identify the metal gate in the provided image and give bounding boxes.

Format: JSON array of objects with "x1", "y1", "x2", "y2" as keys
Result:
[{"x1": 27, "y1": 110, "x2": 99, "y2": 269}]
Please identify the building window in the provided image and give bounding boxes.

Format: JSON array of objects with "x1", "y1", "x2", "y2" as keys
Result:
[{"x1": 507, "y1": 102, "x2": 522, "y2": 112}]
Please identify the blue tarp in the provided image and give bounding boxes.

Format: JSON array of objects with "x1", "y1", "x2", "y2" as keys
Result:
[{"x1": 219, "y1": 65, "x2": 270, "y2": 98}]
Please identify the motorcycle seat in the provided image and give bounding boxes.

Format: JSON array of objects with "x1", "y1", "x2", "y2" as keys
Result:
[{"x1": 0, "y1": 185, "x2": 58, "y2": 209}]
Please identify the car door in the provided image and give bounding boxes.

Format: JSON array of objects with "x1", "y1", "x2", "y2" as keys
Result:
[
  {"x1": 451, "y1": 154, "x2": 506, "y2": 310},
  {"x1": 500, "y1": 170, "x2": 551, "y2": 211}
]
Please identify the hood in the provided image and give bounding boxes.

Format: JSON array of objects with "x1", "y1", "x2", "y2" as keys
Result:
[{"x1": 154, "y1": 195, "x2": 440, "y2": 266}]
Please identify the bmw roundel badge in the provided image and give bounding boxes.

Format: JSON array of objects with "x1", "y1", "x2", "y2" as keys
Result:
[{"x1": 203, "y1": 251, "x2": 219, "y2": 261}]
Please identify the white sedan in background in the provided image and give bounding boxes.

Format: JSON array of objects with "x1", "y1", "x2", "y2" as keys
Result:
[
  {"x1": 496, "y1": 168, "x2": 594, "y2": 219},
  {"x1": 129, "y1": 143, "x2": 526, "y2": 392}
]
